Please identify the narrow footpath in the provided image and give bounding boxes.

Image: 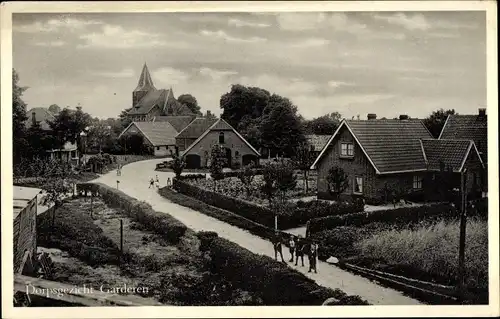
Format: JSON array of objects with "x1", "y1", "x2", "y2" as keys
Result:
[{"x1": 94, "y1": 158, "x2": 422, "y2": 305}]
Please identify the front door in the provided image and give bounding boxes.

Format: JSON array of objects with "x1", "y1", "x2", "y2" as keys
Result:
[{"x1": 225, "y1": 148, "x2": 232, "y2": 168}]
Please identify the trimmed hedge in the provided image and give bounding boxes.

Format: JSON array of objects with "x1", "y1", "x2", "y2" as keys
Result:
[
  {"x1": 174, "y1": 179, "x2": 364, "y2": 229},
  {"x1": 196, "y1": 231, "x2": 369, "y2": 305},
  {"x1": 77, "y1": 183, "x2": 187, "y2": 244},
  {"x1": 178, "y1": 174, "x2": 207, "y2": 180},
  {"x1": 307, "y1": 203, "x2": 458, "y2": 235}
]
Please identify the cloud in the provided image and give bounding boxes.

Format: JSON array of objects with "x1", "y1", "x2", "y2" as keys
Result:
[
  {"x1": 327, "y1": 81, "x2": 354, "y2": 89},
  {"x1": 89, "y1": 68, "x2": 135, "y2": 78},
  {"x1": 276, "y1": 12, "x2": 368, "y2": 35},
  {"x1": 372, "y1": 13, "x2": 431, "y2": 31},
  {"x1": 238, "y1": 74, "x2": 318, "y2": 97},
  {"x1": 14, "y1": 17, "x2": 103, "y2": 33},
  {"x1": 200, "y1": 29, "x2": 267, "y2": 43},
  {"x1": 152, "y1": 67, "x2": 190, "y2": 85},
  {"x1": 32, "y1": 40, "x2": 66, "y2": 47},
  {"x1": 290, "y1": 38, "x2": 330, "y2": 47},
  {"x1": 199, "y1": 67, "x2": 238, "y2": 81},
  {"x1": 228, "y1": 18, "x2": 270, "y2": 28},
  {"x1": 78, "y1": 24, "x2": 167, "y2": 48}
]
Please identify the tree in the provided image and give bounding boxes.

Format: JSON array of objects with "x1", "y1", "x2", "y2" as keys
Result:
[
  {"x1": 26, "y1": 121, "x2": 57, "y2": 159},
  {"x1": 292, "y1": 142, "x2": 315, "y2": 194},
  {"x1": 260, "y1": 162, "x2": 278, "y2": 206},
  {"x1": 87, "y1": 122, "x2": 112, "y2": 153},
  {"x1": 118, "y1": 108, "x2": 132, "y2": 130},
  {"x1": 302, "y1": 112, "x2": 341, "y2": 135},
  {"x1": 48, "y1": 104, "x2": 61, "y2": 115},
  {"x1": 423, "y1": 108, "x2": 457, "y2": 138},
  {"x1": 178, "y1": 94, "x2": 201, "y2": 115},
  {"x1": 259, "y1": 94, "x2": 306, "y2": 157},
  {"x1": 209, "y1": 145, "x2": 226, "y2": 191},
  {"x1": 13, "y1": 69, "x2": 28, "y2": 164},
  {"x1": 326, "y1": 166, "x2": 349, "y2": 199},
  {"x1": 169, "y1": 149, "x2": 186, "y2": 179},
  {"x1": 237, "y1": 163, "x2": 256, "y2": 198}
]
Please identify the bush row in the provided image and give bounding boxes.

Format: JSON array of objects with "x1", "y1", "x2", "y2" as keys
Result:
[
  {"x1": 293, "y1": 199, "x2": 364, "y2": 226},
  {"x1": 196, "y1": 231, "x2": 369, "y2": 305},
  {"x1": 178, "y1": 174, "x2": 207, "y2": 180},
  {"x1": 307, "y1": 203, "x2": 458, "y2": 235},
  {"x1": 77, "y1": 183, "x2": 187, "y2": 243}
]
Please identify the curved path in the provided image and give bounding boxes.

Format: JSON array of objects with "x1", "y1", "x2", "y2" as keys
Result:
[{"x1": 95, "y1": 158, "x2": 422, "y2": 305}]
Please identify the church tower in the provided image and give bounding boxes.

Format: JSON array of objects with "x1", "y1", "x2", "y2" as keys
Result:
[{"x1": 133, "y1": 63, "x2": 156, "y2": 106}]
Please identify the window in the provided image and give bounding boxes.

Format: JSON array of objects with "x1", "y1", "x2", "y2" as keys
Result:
[
  {"x1": 219, "y1": 132, "x2": 225, "y2": 144},
  {"x1": 235, "y1": 151, "x2": 240, "y2": 158},
  {"x1": 340, "y1": 142, "x2": 354, "y2": 157},
  {"x1": 413, "y1": 175, "x2": 422, "y2": 189},
  {"x1": 156, "y1": 146, "x2": 160, "y2": 150},
  {"x1": 354, "y1": 177, "x2": 363, "y2": 194}
]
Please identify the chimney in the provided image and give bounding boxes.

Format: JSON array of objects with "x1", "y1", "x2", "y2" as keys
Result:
[
  {"x1": 32, "y1": 111, "x2": 36, "y2": 126},
  {"x1": 478, "y1": 108, "x2": 486, "y2": 117},
  {"x1": 399, "y1": 114, "x2": 409, "y2": 120},
  {"x1": 367, "y1": 113, "x2": 377, "y2": 120}
]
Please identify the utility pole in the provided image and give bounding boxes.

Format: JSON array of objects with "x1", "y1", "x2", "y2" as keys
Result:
[{"x1": 457, "y1": 168, "x2": 467, "y2": 301}]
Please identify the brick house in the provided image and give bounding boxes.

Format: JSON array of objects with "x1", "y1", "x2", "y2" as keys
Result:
[
  {"x1": 181, "y1": 118, "x2": 260, "y2": 169},
  {"x1": 175, "y1": 117, "x2": 218, "y2": 152},
  {"x1": 311, "y1": 114, "x2": 485, "y2": 202},
  {"x1": 13, "y1": 186, "x2": 41, "y2": 276},
  {"x1": 119, "y1": 121, "x2": 180, "y2": 156},
  {"x1": 305, "y1": 135, "x2": 330, "y2": 159},
  {"x1": 439, "y1": 108, "x2": 488, "y2": 193}
]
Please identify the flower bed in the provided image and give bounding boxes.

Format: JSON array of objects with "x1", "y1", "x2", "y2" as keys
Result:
[{"x1": 197, "y1": 231, "x2": 369, "y2": 305}]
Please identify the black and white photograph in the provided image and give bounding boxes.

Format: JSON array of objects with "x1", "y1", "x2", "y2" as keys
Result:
[{"x1": 2, "y1": 1, "x2": 498, "y2": 317}]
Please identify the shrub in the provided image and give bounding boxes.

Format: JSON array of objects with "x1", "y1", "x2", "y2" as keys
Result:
[
  {"x1": 178, "y1": 174, "x2": 206, "y2": 180},
  {"x1": 78, "y1": 182, "x2": 187, "y2": 243},
  {"x1": 307, "y1": 203, "x2": 458, "y2": 235},
  {"x1": 196, "y1": 232, "x2": 369, "y2": 305},
  {"x1": 310, "y1": 227, "x2": 374, "y2": 260}
]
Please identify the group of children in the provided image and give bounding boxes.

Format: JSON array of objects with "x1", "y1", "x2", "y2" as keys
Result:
[
  {"x1": 148, "y1": 175, "x2": 173, "y2": 189},
  {"x1": 272, "y1": 232, "x2": 318, "y2": 273}
]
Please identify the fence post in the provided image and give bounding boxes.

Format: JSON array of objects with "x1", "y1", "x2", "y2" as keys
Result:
[
  {"x1": 90, "y1": 194, "x2": 93, "y2": 219},
  {"x1": 120, "y1": 219, "x2": 124, "y2": 254},
  {"x1": 457, "y1": 169, "x2": 467, "y2": 301}
]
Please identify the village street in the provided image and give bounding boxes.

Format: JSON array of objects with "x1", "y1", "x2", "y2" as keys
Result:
[{"x1": 94, "y1": 158, "x2": 422, "y2": 305}]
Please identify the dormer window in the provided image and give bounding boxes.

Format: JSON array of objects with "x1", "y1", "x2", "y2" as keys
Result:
[
  {"x1": 219, "y1": 132, "x2": 225, "y2": 144},
  {"x1": 340, "y1": 142, "x2": 354, "y2": 157}
]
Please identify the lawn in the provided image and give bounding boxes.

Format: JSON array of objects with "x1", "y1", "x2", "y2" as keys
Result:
[{"x1": 36, "y1": 197, "x2": 263, "y2": 306}]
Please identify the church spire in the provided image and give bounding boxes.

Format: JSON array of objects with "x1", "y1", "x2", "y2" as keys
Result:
[{"x1": 134, "y1": 62, "x2": 156, "y2": 92}]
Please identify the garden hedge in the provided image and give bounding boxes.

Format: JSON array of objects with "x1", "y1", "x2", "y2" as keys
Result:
[
  {"x1": 173, "y1": 179, "x2": 364, "y2": 229},
  {"x1": 307, "y1": 203, "x2": 458, "y2": 235},
  {"x1": 196, "y1": 231, "x2": 369, "y2": 305},
  {"x1": 77, "y1": 183, "x2": 187, "y2": 243}
]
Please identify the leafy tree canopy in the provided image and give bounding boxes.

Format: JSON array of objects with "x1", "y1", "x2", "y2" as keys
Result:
[
  {"x1": 423, "y1": 108, "x2": 457, "y2": 138},
  {"x1": 178, "y1": 94, "x2": 201, "y2": 115},
  {"x1": 302, "y1": 112, "x2": 341, "y2": 135}
]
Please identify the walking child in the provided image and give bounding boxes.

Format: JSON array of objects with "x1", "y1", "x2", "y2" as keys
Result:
[
  {"x1": 308, "y1": 241, "x2": 318, "y2": 273},
  {"x1": 166, "y1": 177, "x2": 172, "y2": 187},
  {"x1": 288, "y1": 235, "x2": 296, "y2": 262},
  {"x1": 149, "y1": 177, "x2": 154, "y2": 189},
  {"x1": 273, "y1": 231, "x2": 285, "y2": 262},
  {"x1": 295, "y1": 235, "x2": 305, "y2": 266},
  {"x1": 155, "y1": 175, "x2": 160, "y2": 188}
]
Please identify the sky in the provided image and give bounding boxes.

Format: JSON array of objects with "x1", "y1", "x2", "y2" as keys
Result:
[{"x1": 12, "y1": 11, "x2": 486, "y2": 120}]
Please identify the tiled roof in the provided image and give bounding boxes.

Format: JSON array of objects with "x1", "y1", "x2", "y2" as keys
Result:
[
  {"x1": 134, "y1": 63, "x2": 156, "y2": 92},
  {"x1": 13, "y1": 186, "x2": 42, "y2": 219},
  {"x1": 153, "y1": 115, "x2": 196, "y2": 132},
  {"x1": 421, "y1": 139, "x2": 473, "y2": 172},
  {"x1": 175, "y1": 117, "x2": 218, "y2": 139},
  {"x1": 131, "y1": 121, "x2": 178, "y2": 146},
  {"x1": 25, "y1": 107, "x2": 55, "y2": 130},
  {"x1": 439, "y1": 114, "x2": 487, "y2": 162},
  {"x1": 305, "y1": 135, "x2": 330, "y2": 151},
  {"x1": 128, "y1": 89, "x2": 165, "y2": 115},
  {"x1": 345, "y1": 119, "x2": 433, "y2": 173}
]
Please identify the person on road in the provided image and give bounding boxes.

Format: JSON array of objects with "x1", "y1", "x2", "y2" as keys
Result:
[
  {"x1": 295, "y1": 235, "x2": 305, "y2": 267},
  {"x1": 308, "y1": 241, "x2": 318, "y2": 273},
  {"x1": 166, "y1": 177, "x2": 172, "y2": 187},
  {"x1": 288, "y1": 235, "x2": 296, "y2": 262},
  {"x1": 273, "y1": 231, "x2": 285, "y2": 262},
  {"x1": 149, "y1": 177, "x2": 155, "y2": 189},
  {"x1": 117, "y1": 164, "x2": 122, "y2": 176},
  {"x1": 155, "y1": 175, "x2": 160, "y2": 188}
]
